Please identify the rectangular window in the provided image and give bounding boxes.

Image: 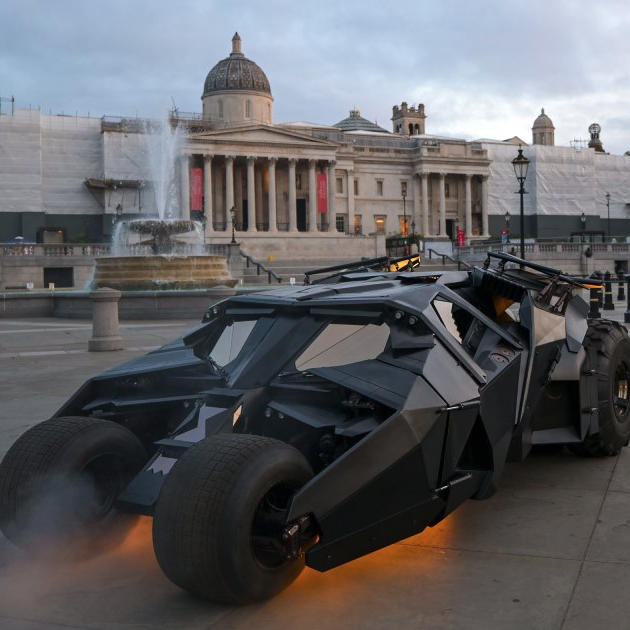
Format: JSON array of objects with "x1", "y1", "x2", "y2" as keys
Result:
[
  {"x1": 354, "y1": 179, "x2": 359, "y2": 196},
  {"x1": 375, "y1": 216, "x2": 386, "y2": 235},
  {"x1": 218, "y1": 100, "x2": 224, "y2": 119},
  {"x1": 376, "y1": 180, "x2": 383, "y2": 196},
  {"x1": 245, "y1": 99, "x2": 252, "y2": 118},
  {"x1": 336, "y1": 214, "x2": 346, "y2": 233},
  {"x1": 336, "y1": 177, "x2": 343, "y2": 194},
  {"x1": 399, "y1": 216, "x2": 409, "y2": 236}
]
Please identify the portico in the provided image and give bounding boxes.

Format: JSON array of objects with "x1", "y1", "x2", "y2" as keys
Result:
[
  {"x1": 177, "y1": 123, "x2": 491, "y2": 243},
  {"x1": 180, "y1": 126, "x2": 339, "y2": 240}
]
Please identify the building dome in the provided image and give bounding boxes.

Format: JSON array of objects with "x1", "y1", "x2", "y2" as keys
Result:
[
  {"x1": 532, "y1": 107, "x2": 555, "y2": 146},
  {"x1": 201, "y1": 33, "x2": 274, "y2": 126},
  {"x1": 202, "y1": 33, "x2": 271, "y2": 97},
  {"x1": 533, "y1": 108, "x2": 554, "y2": 129},
  {"x1": 334, "y1": 109, "x2": 388, "y2": 133}
]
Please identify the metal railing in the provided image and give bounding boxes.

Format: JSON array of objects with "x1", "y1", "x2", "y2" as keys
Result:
[
  {"x1": 455, "y1": 240, "x2": 630, "y2": 257},
  {"x1": 426, "y1": 248, "x2": 472, "y2": 270},
  {"x1": 239, "y1": 251, "x2": 282, "y2": 284}
]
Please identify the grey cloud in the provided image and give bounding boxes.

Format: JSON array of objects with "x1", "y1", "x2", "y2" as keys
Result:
[{"x1": 1, "y1": 0, "x2": 630, "y2": 153}]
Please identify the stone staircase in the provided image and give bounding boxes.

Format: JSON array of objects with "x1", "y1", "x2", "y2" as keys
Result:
[
  {"x1": 236, "y1": 252, "x2": 465, "y2": 286},
  {"x1": 240, "y1": 258, "x2": 364, "y2": 285}
]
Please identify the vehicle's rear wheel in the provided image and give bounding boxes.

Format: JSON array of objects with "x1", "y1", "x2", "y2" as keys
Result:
[
  {"x1": 152, "y1": 434, "x2": 314, "y2": 604},
  {"x1": 571, "y1": 320, "x2": 630, "y2": 456},
  {"x1": 0, "y1": 416, "x2": 147, "y2": 555}
]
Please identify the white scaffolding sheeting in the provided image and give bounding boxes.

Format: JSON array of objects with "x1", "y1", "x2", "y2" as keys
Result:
[
  {"x1": 42, "y1": 114, "x2": 103, "y2": 215},
  {"x1": 0, "y1": 109, "x2": 43, "y2": 214},
  {"x1": 0, "y1": 110, "x2": 103, "y2": 216},
  {"x1": 103, "y1": 131, "x2": 149, "y2": 182},
  {"x1": 483, "y1": 141, "x2": 630, "y2": 219}
]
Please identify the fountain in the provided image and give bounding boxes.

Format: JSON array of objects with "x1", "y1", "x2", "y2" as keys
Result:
[{"x1": 92, "y1": 109, "x2": 236, "y2": 291}]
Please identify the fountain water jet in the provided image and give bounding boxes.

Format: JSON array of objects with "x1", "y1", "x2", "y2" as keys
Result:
[{"x1": 93, "y1": 109, "x2": 236, "y2": 291}]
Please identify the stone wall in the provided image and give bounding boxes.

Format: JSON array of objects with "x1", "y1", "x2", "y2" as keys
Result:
[{"x1": 231, "y1": 233, "x2": 386, "y2": 262}]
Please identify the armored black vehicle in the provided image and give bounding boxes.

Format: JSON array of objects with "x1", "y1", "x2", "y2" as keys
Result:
[{"x1": 1, "y1": 252, "x2": 628, "y2": 604}]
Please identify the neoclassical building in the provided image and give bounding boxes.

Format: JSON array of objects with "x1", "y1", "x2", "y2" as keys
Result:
[
  {"x1": 1, "y1": 32, "x2": 629, "y2": 255},
  {"x1": 163, "y1": 33, "x2": 493, "y2": 245}
]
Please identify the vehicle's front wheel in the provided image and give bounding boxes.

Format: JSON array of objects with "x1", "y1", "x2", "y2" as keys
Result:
[
  {"x1": 0, "y1": 416, "x2": 147, "y2": 555},
  {"x1": 152, "y1": 434, "x2": 314, "y2": 604},
  {"x1": 572, "y1": 320, "x2": 630, "y2": 456}
]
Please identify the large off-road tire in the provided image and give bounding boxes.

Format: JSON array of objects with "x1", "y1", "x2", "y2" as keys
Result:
[
  {"x1": 152, "y1": 434, "x2": 314, "y2": 605},
  {"x1": 572, "y1": 320, "x2": 630, "y2": 456},
  {"x1": 0, "y1": 416, "x2": 147, "y2": 554}
]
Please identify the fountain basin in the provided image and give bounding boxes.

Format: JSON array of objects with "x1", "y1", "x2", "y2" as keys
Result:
[{"x1": 93, "y1": 255, "x2": 238, "y2": 291}]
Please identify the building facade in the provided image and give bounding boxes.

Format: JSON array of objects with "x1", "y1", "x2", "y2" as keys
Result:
[{"x1": 1, "y1": 33, "x2": 629, "y2": 255}]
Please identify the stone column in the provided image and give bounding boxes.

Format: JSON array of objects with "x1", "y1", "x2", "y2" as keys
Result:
[
  {"x1": 180, "y1": 155, "x2": 191, "y2": 220},
  {"x1": 288, "y1": 158, "x2": 298, "y2": 232},
  {"x1": 327, "y1": 160, "x2": 336, "y2": 232},
  {"x1": 225, "y1": 155, "x2": 235, "y2": 231},
  {"x1": 267, "y1": 157, "x2": 278, "y2": 232},
  {"x1": 308, "y1": 159, "x2": 318, "y2": 232},
  {"x1": 481, "y1": 175, "x2": 489, "y2": 237},
  {"x1": 234, "y1": 163, "x2": 243, "y2": 226},
  {"x1": 203, "y1": 154, "x2": 213, "y2": 236},
  {"x1": 255, "y1": 164, "x2": 264, "y2": 230},
  {"x1": 464, "y1": 174, "x2": 473, "y2": 238},
  {"x1": 347, "y1": 168, "x2": 355, "y2": 234},
  {"x1": 213, "y1": 164, "x2": 223, "y2": 226},
  {"x1": 246, "y1": 156, "x2": 257, "y2": 232},
  {"x1": 421, "y1": 173, "x2": 430, "y2": 236},
  {"x1": 438, "y1": 173, "x2": 446, "y2": 237},
  {"x1": 412, "y1": 174, "x2": 421, "y2": 235}
]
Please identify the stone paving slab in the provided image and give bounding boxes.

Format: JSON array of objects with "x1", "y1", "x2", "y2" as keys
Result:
[{"x1": 1, "y1": 315, "x2": 630, "y2": 629}]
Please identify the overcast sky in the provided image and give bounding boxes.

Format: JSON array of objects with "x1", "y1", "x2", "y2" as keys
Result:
[{"x1": 1, "y1": 0, "x2": 629, "y2": 154}]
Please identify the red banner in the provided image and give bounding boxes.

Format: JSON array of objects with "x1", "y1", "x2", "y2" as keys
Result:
[
  {"x1": 457, "y1": 228, "x2": 466, "y2": 247},
  {"x1": 190, "y1": 168, "x2": 203, "y2": 211},
  {"x1": 317, "y1": 173, "x2": 328, "y2": 214}
]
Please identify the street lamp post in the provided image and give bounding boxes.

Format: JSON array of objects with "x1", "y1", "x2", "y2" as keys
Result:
[
  {"x1": 606, "y1": 192, "x2": 611, "y2": 241},
  {"x1": 512, "y1": 147, "x2": 530, "y2": 259},
  {"x1": 229, "y1": 206, "x2": 237, "y2": 244},
  {"x1": 504, "y1": 211, "x2": 510, "y2": 241},
  {"x1": 581, "y1": 211, "x2": 586, "y2": 241}
]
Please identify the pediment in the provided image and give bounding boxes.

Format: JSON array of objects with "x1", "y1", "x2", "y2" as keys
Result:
[{"x1": 189, "y1": 124, "x2": 338, "y2": 150}]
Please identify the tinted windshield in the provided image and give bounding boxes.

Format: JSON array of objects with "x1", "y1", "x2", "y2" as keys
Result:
[
  {"x1": 209, "y1": 319, "x2": 258, "y2": 366},
  {"x1": 198, "y1": 307, "x2": 389, "y2": 384},
  {"x1": 294, "y1": 322, "x2": 390, "y2": 370}
]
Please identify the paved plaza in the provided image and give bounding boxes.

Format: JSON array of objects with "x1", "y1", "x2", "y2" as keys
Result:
[{"x1": 1, "y1": 302, "x2": 630, "y2": 629}]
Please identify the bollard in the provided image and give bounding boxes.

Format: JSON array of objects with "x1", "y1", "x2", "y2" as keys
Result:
[
  {"x1": 594, "y1": 272, "x2": 604, "y2": 308},
  {"x1": 618, "y1": 272, "x2": 626, "y2": 302},
  {"x1": 89, "y1": 287, "x2": 123, "y2": 352},
  {"x1": 625, "y1": 274, "x2": 630, "y2": 323},
  {"x1": 589, "y1": 286, "x2": 601, "y2": 319},
  {"x1": 603, "y1": 270, "x2": 615, "y2": 311}
]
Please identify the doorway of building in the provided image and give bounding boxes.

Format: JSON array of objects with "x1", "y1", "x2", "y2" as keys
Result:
[
  {"x1": 446, "y1": 219, "x2": 457, "y2": 240},
  {"x1": 44, "y1": 267, "x2": 73, "y2": 288},
  {"x1": 297, "y1": 199, "x2": 307, "y2": 231}
]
